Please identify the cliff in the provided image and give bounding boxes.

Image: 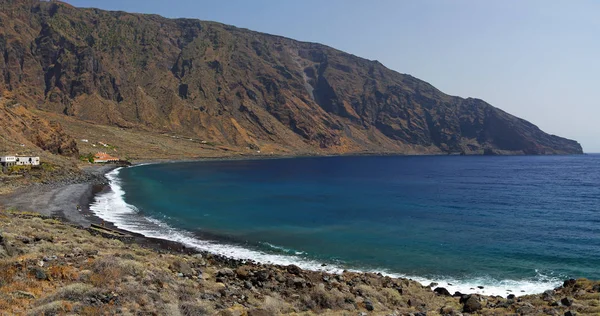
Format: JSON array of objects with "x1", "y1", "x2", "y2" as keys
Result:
[{"x1": 0, "y1": 0, "x2": 583, "y2": 156}]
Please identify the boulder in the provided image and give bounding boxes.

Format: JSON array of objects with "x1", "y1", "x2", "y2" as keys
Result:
[
  {"x1": 235, "y1": 266, "x2": 251, "y2": 279},
  {"x1": 516, "y1": 302, "x2": 535, "y2": 314},
  {"x1": 216, "y1": 268, "x2": 235, "y2": 278},
  {"x1": 563, "y1": 279, "x2": 577, "y2": 288},
  {"x1": 292, "y1": 277, "x2": 306, "y2": 288},
  {"x1": 440, "y1": 305, "x2": 457, "y2": 315},
  {"x1": 408, "y1": 298, "x2": 424, "y2": 308},
  {"x1": 542, "y1": 290, "x2": 555, "y2": 301},
  {"x1": 286, "y1": 264, "x2": 302, "y2": 275},
  {"x1": 364, "y1": 300, "x2": 374, "y2": 311},
  {"x1": 561, "y1": 297, "x2": 573, "y2": 307},
  {"x1": 434, "y1": 287, "x2": 451, "y2": 296},
  {"x1": 463, "y1": 295, "x2": 482, "y2": 313},
  {"x1": 33, "y1": 267, "x2": 47, "y2": 280}
]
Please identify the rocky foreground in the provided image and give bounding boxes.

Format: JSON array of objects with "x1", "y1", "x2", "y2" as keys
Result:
[{"x1": 0, "y1": 211, "x2": 598, "y2": 315}]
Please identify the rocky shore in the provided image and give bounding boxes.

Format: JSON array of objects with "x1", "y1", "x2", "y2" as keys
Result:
[{"x1": 0, "y1": 209, "x2": 598, "y2": 315}]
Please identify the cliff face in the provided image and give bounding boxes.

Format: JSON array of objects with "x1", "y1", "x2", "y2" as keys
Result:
[
  {"x1": 0, "y1": 1, "x2": 583, "y2": 155},
  {"x1": 0, "y1": 100, "x2": 78, "y2": 157}
]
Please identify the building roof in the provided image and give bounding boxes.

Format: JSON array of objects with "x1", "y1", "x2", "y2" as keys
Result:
[{"x1": 94, "y1": 152, "x2": 119, "y2": 161}]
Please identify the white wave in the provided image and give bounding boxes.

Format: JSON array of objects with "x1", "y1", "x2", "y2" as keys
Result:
[{"x1": 90, "y1": 167, "x2": 562, "y2": 297}]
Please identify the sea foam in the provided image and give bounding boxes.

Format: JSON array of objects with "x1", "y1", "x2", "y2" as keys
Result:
[{"x1": 90, "y1": 167, "x2": 562, "y2": 297}]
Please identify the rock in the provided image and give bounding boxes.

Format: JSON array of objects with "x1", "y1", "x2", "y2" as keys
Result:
[
  {"x1": 516, "y1": 302, "x2": 535, "y2": 314},
  {"x1": 217, "y1": 268, "x2": 235, "y2": 278},
  {"x1": 292, "y1": 277, "x2": 306, "y2": 288},
  {"x1": 287, "y1": 264, "x2": 302, "y2": 275},
  {"x1": 561, "y1": 297, "x2": 573, "y2": 307},
  {"x1": 564, "y1": 311, "x2": 576, "y2": 316},
  {"x1": 14, "y1": 291, "x2": 36, "y2": 299},
  {"x1": 462, "y1": 296, "x2": 482, "y2": 313},
  {"x1": 254, "y1": 270, "x2": 270, "y2": 282},
  {"x1": 17, "y1": 236, "x2": 32, "y2": 244},
  {"x1": 459, "y1": 294, "x2": 471, "y2": 304},
  {"x1": 542, "y1": 290, "x2": 555, "y2": 301},
  {"x1": 440, "y1": 305, "x2": 456, "y2": 315},
  {"x1": 235, "y1": 266, "x2": 251, "y2": 279},
  {"x1": 434, "y1": 287, "x2": 451, "y2": 296},
  {"x1": 33, "y1": 267, "x2": 47, "y2": 280},
  {"x1": 408, "y1": 298, "x2": 424, "y2": 308},
  {"x1": 364, "y1": 300, "x2": 374, "y2": 311},
  {"x1": 563, "y1": 279, "x2": 577, "y2": 288}
]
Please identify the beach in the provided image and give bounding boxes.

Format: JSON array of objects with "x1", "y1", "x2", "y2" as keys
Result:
[{"x1": 0, "y1": 165, "x2": 115, "y2": 226}]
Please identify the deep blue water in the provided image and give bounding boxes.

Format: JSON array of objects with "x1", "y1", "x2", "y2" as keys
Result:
[{"x1": 91, "y1": 155, "x2": 600, "y2": 295}]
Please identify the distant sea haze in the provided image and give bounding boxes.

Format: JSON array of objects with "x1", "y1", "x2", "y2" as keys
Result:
[{"x1": 90, "y1": 155, "x2": 600, "y2": 296}]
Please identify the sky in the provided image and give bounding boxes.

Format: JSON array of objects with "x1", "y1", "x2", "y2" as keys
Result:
[{"x1": 65, "y1": 0, "x2": 599, "y2": 152}]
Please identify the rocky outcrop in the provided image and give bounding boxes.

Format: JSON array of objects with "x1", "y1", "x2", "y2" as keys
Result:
[
  {"x1": 0, "y1": 1, "x2": 583, "y2": 155},
  {"x1": 0, "y1": 101, "x2": 78, "y2": 156}
]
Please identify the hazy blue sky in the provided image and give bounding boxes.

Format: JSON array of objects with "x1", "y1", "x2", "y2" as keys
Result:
[{"x1": 66, "y1": 0, "x2": 599, "y2": 152}]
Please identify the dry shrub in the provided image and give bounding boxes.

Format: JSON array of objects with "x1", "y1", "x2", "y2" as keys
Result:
[
  {"x1": 40, "y1": 283, "x2": 95, "y2": 303},
  {"x1": 80, "y1": 305, "x2": 116, "y2": 315},
  {"x1": 89, "y1": 256, "x2": 129, "y2": 286},
  {"x1": 179, "y1": 300, "x2": 214, "y2": 316},
  {"x1": 355, "y1": 284, "x2": 386, "y2": 304},
  {"x1": 0, "y1": 260, "x2": 18, "y2": 286},
  {"x1": 49, "y1": 265, "x2": 79, "y2": 280},
  {"x1": 26, "y1": 301, "x2": 69, "y2": 316},
  {"x1": 382, "y1": 287, "x2": 406, "y2": 306},
  {"x1": 265, "y1": 295, "x2": 293, "y2": 314}
]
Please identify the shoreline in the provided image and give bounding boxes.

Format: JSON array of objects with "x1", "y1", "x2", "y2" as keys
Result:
[
  {"x1": 0, "y1": 158, "x2": 595, "y2": 299},
  {"x1": 84, "y1": 161, "x2": 562, "y2": 297}
]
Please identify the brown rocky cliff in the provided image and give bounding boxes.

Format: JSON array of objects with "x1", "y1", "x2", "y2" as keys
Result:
[
  {"x1": 0, "y1": 98, "x2": 78, "y2": 157},
  {"x1": 0, "y1": 1, "x2": 583, "y2": 155}
]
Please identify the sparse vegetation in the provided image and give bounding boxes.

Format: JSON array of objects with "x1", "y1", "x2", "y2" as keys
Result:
[{"x1": 0, "y1": 209, "x2": 598, "y2": 315}]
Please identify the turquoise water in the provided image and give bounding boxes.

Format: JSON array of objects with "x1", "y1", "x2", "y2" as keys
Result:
[{"x1": 90, "y1": 155, "x2": 600, "y2": 295}]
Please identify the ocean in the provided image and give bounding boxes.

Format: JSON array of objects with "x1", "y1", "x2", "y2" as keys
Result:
[{"x1": 90, "y1": 154, "x2": 600, "y2": 296}]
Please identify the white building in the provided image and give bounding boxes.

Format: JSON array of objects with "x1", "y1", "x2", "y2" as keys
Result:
[
  {"x1": 15, "y1": 156, "x2": 40, "y2": 166},
  {"x1": 0, "y1": 156, "x2": 17, "y2": 167},
  {"x1": 0, "y1": 156, "x2": 40, "y2": 166}
]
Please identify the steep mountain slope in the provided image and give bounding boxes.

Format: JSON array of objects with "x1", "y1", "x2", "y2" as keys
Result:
[
  {"x1": 0, "y1": 1, "x2": 583, "y2": 155},
  {"x1": 0, "y1": 96, "x2": 78, "y2": 157}
]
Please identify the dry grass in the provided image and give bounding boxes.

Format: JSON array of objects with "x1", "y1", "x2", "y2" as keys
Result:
[{"x1": 1, "y1": 210, "x2": 599, "y2": 315}]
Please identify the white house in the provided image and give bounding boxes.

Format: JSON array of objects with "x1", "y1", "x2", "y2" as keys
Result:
[
  {"x1": 15, "y1": 156, "x2": 40, "y2": 166},
  {"x1": 1, "y1": 156, "x2": 40, "y2": 166},
  {"x1": 0, "y1": 156, "x2": 17, "y2": 167}
]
